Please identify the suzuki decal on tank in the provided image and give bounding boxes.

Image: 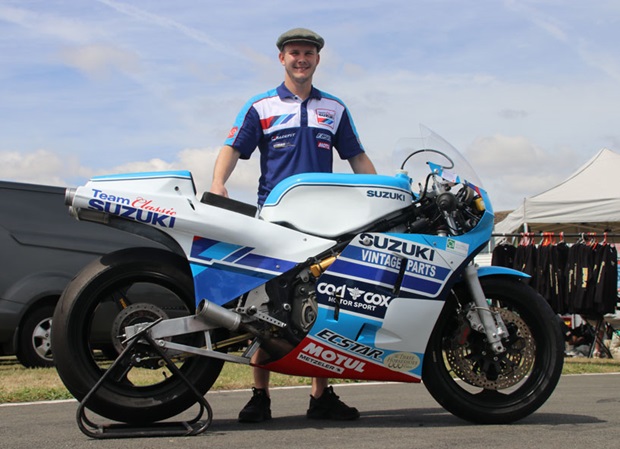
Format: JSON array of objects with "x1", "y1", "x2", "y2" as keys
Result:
[{"x1": 52, "y1": 125, "x2": 564, "y2": 436}]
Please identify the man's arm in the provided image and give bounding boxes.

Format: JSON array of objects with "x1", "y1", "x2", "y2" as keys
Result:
[
  {"x1": 348, "y1": 152, "x2": 377, "y2": 174},
  {"x1": 210, "y1": 145, "x2": 241, "y2": 197}
]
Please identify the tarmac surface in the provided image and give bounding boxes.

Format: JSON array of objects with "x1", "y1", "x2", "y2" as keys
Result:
[{"x1": 1, "y1": 374, "x2": 619, "y2": 449}]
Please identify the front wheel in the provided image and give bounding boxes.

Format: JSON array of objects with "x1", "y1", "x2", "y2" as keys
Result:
[
  {"x1": 51, "y1": 248, "x2": 226, "y2": 424},
  {"x1": 423, "y1": 277, "x2": 564, "y2": 424}
]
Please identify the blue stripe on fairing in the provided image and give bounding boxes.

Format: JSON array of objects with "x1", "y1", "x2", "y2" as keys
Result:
[
  {"x1": 223, "y1": 246, "x2": 254, "y2": 263},
  {"x1": 263, "y1": 172, "x2": 412, "y2": 207},
  {"x1": 91, "y1": 170, "x2": 192, "y2": 181},
  {"x1": 190, "y1": 237, "x2": 295, "y2": 274},
  {"x1": 189, "y1": 236, "x2": 298, "y2": 305},
  {"x1": 234, "y1": 253, "x2": 296, "y2": 271},
  {"x1": 400, "y1": 273, "x2": 444, "y2": 297},
  {"x1": 200, "y1": 242, "x2": 244, "y2": 260},
  {"x1": 191, "y1": 262, "x2": 276, "y2": 306},
  {"x1": 327, "y1": 259, "x2": 400, "y2": 286}
]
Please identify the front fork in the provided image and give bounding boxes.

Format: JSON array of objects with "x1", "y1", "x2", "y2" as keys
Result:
[{"x1": 463, "y1": 264, "x2": 508, "y2": 354}]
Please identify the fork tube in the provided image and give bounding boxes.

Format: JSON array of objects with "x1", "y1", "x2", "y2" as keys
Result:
[{"x1": 463, "y1": 264, "x2": 506, "y2": 354}]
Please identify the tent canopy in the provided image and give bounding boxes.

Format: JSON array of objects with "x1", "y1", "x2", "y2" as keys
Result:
[{"x1": 495, "y1": 148, "x2": 620, "y2": 235}]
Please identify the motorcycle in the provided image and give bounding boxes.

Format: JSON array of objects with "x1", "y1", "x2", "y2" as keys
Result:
[{"x1": 52, "y1": 126, "x2": 564, "y2": 432}]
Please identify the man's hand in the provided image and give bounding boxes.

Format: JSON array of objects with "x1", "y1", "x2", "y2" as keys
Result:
[{"x1": 210, "y1": 145, "x2": 241, "y2": 198}]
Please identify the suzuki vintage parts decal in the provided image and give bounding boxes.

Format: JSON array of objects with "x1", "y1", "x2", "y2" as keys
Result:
[
  {"x1": 322, "y1": 234, "x2": 458, "y2": 300},
  {"x1": 358, "y1": 233, "x2": 436, "y2": 260}
]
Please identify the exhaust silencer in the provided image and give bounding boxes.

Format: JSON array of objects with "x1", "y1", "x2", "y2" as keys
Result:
[{"x1": 195, "y1": 299, "x2": 242, "y2": 331}]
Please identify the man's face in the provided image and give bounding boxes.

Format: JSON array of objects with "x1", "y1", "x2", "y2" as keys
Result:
[{"x1": 279, "y1": 42, "x2": 320, "y2": 85}]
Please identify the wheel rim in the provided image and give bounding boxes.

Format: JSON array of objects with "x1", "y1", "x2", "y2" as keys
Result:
[
  {"x1": 81, "y1": 277, "x2": 200, "y2": 392},
  {"x1": 32, "y1": 317, "x2": 53, "y2": 361},
  {"x1": 445, "y1": 306, "x2": 537, "y2": 390}
]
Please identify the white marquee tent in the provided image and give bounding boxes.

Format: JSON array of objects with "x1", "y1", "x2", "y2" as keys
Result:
[{"x1": 494, "y1": 148, "x2": 620, "y2": 235}]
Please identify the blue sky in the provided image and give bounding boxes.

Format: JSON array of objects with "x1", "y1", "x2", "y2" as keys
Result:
[{"x1": 1, "y1": 0, "x2": 619, "y2": 210}]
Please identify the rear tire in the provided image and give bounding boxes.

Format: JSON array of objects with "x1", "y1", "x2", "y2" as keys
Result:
[
  {"x1": 423, "y1": 277, "x2": 564, "y2": 424},
  {"x1": 52, "y1": 247, "x2": 225, "y2": 424}
]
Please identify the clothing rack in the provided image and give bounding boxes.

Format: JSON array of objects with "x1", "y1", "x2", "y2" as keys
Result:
[
  {"x1": 490, "y1": 231, "x2": 620, "y2": 359},
  {"x1": 492, "y1": 232, "x2": 620, "y2": 239}
]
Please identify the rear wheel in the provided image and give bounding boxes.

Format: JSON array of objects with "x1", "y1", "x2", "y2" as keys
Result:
[
  {"x1": 423, "y1": 277, "x2": 564, "y2": 424},
  {"x1": 52, "y1": 248, "x2": 226, "y2": 424}
]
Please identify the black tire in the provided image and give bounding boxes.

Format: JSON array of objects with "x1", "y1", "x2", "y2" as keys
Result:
[
  {"x1": 16, "y1": 304, "x2": 55, "y2": 368},
  {"x1": 422, "y1": 277, "x2": 564, "y2": 424},
  {"x1": 51, "y1": 247, "x2": 226, "y2": 424}
]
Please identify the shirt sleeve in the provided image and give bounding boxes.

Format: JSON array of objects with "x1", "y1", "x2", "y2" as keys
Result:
[
  {"x1": 224, "y1": 104, "x2": 262, "y2": 160},
  {"x1": 333, "y1": 106, "x2": 365, "y2": 160}
]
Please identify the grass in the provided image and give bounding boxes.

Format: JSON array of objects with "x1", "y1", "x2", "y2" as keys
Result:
[
  {"x1": 0, "y1": 356, "x2": 312, "y2": 404},
  {"x1": 1, "y1": 356, "x2": 618, "y2": 404}
]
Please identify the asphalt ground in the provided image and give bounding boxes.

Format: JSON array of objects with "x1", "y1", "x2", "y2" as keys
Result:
[{"x1": 1, "y1": 374, "x2": 619, "y2": 449}]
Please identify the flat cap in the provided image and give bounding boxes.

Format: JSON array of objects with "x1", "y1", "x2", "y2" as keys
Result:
[{"x1": 276, "y1": 28, "x2": 324, "y2": 51}]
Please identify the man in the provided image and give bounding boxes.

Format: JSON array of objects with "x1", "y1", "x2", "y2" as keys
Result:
[{"x1": 210, "y1": 27, "x2": 376, "y2": 423}]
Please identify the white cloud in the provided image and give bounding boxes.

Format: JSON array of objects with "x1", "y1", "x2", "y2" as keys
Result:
[
  {"x1": 95, "y1": 0, "x2": 247, "y2": 59},
  {"x1": 59, "y1": 44, "x2": 141, "y2": 79},
  {"x1": 0, "y1": 145, "x2": 260, "y2": 203},
  {"x1": 0, "y1": 149, "x2": 83, "y2": 186},
  {"x1": 101, "y1": 147, "x2": 260, "y2": 202},
  {"x1": 465, "y1": 134, "x2": 581, "y2": 210},
  {"x1": 0, "y1": 4, "x2": 103, "y2": 44},
  {"x1": 2, "y1": 0, "x2": 620, "y2": 213}
]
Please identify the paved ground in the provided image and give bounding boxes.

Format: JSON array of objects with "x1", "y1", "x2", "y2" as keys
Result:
[{"x1": 1, "y1": 374, "x2": 619, "y2": 448}]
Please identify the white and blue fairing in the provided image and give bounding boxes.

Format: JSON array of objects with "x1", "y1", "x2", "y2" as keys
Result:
[{"x1": 259, "y1": 172, "x2": 414, "y2": 237}]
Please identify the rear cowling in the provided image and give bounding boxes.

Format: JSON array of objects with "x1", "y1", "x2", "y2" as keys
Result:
[{"x1": 260, "y1": 173, "x2": 413, "y2": 237}]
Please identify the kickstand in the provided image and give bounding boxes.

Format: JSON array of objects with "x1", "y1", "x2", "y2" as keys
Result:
[{"x1": 76, "y1": 318, "x2": 214, "y2": 439}]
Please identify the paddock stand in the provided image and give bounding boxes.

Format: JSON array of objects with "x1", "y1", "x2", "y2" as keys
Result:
[{"x1": 76, "y1": 319, "x2": 213, "y2": 439}]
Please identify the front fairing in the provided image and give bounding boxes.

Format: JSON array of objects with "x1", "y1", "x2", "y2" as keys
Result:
[{"x1": 263, "y1": 126, "x2": 496, "y2": 381}]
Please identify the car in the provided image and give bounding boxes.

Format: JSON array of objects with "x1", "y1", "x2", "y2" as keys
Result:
[{"x1": 0, "y1": 180, "x2": 162, "y2": 367}]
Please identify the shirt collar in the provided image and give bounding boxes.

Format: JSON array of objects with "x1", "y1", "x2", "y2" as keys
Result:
[{"x1": 276, "y1": 82, "x2": 322, "y2": 101}]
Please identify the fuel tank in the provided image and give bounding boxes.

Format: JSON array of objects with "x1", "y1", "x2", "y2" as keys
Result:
[{"x1": 259, "y1": 173, "x2": 413, "y2": 238}]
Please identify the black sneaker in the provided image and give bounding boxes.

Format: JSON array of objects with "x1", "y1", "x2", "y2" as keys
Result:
[
  {"x1": 306, "y1": 386, "x2": 360, "y2": 420},
  {"x1": 238, "y1": 387, "x2": 272, "y2": 423}
]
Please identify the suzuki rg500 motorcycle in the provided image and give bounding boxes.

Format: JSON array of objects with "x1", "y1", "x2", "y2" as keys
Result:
[{"x1": 52, "y1": 126, "x2": 563, "y2": 430}]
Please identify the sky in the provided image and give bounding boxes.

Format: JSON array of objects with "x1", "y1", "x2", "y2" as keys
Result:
[{"x1": 1, "y1": 0, "x2": 619, "y2": 211}]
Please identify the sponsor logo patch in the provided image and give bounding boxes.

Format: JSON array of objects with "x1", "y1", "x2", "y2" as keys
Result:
[
  {"x1": 88, "y1": 189, "x2": 176, "y2": 228},
  {"x1": 298, "y1": 341, "x2": 367, "y2": 374},
  {"x1": 316, "y1": 109, "x2": 335, "y2": 128},
  {"x1": 358, "y1": 234, "x2": 436, "y2": 261},
  {"x1": 366, "y1": 190, "x2": 407, "y2": 201},
  {"x1": 317, "y1": 282, "x2": 392, "y2": 311},
  {"x1": 384, "y1": 352, "x2": 420, "y2": 372}
]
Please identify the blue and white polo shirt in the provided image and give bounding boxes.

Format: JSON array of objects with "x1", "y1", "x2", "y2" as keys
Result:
[{"x1": 224, "y1": 82, "x2": 365, "y2": 205}]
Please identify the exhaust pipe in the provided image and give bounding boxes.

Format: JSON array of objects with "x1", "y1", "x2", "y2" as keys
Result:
[
  {"x1": 64, "y1": 187, "x2": 76, "y2": 206},
  {"x1": 196, "y1": 299, "x2": 296, "y2": 359},
  {"x1": 195, "y1": 299, "x2": 242, "y2": 331}
]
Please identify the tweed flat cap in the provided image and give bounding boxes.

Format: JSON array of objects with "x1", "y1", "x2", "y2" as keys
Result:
[{"x1": 276, "y1": 28, "x2": 324, "y2": 51}]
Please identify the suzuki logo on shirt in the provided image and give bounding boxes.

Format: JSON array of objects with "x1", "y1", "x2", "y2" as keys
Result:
[{"x1": 316, "y1": 109, "x2": 335, "y2": 128}]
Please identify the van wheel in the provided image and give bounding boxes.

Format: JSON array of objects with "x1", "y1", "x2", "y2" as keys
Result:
[{"x1": 17, "y1": 304, "x2": 56, "y2": 368}]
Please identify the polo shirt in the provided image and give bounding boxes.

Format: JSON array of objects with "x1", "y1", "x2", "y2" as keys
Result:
[{"x1": 224, "y1": 83, "x2": 365, "y2": 205}]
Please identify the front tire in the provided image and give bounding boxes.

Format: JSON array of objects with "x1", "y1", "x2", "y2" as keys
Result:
[
  {"x1": 423, "y1": 277, "x2": 564, "y2": 424},
  {"x1": 51, "y1": 247, "x2": 225, "y2": 424}
]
